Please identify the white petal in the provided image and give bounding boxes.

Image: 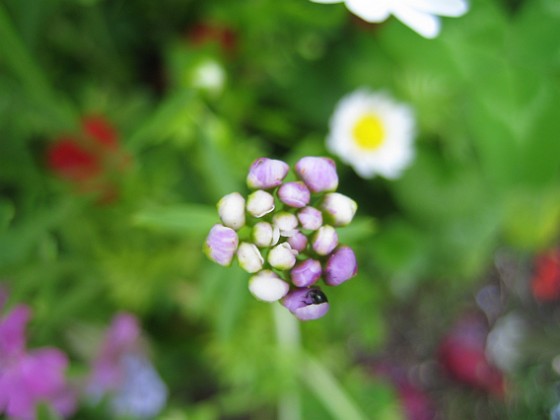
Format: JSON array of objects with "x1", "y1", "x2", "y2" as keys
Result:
[
  {"x1": 392, "y1": 5, "x2": 441, "y2": 38},
  {"x1": 402, "y1": 0, "x2": 469, "y2": 17},
  {"x1": 310, "y1": 0, "x2": 344, "y2": 3},
  {"x1": 346, "y1": 0, "x2": 391, "y2": 22}
]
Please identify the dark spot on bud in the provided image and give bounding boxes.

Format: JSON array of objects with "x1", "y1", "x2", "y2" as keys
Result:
[{"x1": 307, "y1": 288, "x2": 328, "y2": 305}]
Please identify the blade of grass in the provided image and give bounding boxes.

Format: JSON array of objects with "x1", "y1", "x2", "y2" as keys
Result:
[{"x1": 301, "y1": 353, "x2": 369, "y2": 420}]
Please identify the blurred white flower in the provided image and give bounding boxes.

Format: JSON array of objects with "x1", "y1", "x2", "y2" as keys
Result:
[
  {"x1": 191, "y1": 59, "x2": 225, "y2": 93},
  {"x1": 310, "y1": 0, "x2": 468, "y2": 38},
  {"x1": 326, "y1": 89, "x2": 415, "y2": 179}
]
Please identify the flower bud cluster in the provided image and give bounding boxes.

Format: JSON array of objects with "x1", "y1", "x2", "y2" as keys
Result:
[{"x1": 204, "y1": 156, "x2": 358, "y2": 320}]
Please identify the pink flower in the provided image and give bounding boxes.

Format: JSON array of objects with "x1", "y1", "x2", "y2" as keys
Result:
[
  {"x1": 86, "y1": 313, "x2": 167, "y2": 419},
  {"x1": 438, "y1": 314, "x2": 505, "y2": 397},
  {"x1": 0, "y1": 304, "x2": 75, "y2": 420}
]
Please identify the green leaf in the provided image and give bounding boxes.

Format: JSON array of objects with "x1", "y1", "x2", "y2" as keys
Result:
[{"x1": 133, "y1": 204, "x2": 217, "y2": 236}]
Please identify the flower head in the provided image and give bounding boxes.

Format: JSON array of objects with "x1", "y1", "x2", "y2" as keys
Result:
[
  {"x1": 204, "y1": 156, "x2": 359, "y2": 320},
  {"x1": 0, "y1": 302, "x2": 75, "y2": 420},
  {"x1": 310, "y1": 0, "x2": 469, "y2": 38},
  {"x1": 327, "y1": 89, "x2": 415, "y2": 179}
]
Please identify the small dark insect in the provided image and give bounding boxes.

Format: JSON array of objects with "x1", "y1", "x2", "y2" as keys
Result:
[{"x1": 307, "y1": 288, "x2": 328, "y2": 305}]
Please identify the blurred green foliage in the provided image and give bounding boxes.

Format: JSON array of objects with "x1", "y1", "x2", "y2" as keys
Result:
[{"x1": 1, "y1": 0, "x2": 560, "y2": 418}]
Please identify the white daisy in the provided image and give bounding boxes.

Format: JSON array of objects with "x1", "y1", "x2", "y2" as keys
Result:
[
  {"x1": 310, "y1": 0, "x2": 469, "y2": 39},
  {"x1": 326, "y1": 89, "x2": 415, "y2": 179}
]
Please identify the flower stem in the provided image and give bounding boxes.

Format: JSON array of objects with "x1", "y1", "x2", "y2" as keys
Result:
[
  {"x1": 273, "y1": 303, "x2": 301, "y2": 420},
  {"x1": 300, "y1": 353, "x2": 368, "y2": 420}
]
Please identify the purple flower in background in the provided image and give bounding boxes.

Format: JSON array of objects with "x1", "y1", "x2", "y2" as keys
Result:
[
  {"x1": 324, "y1": 246, "x2": 358, "y2": 286},
  {"x1": 205, "y1": 156, "x2": 359, "y2": 321},
  {"x1": 282, "y1": 287, "x2": 330, "y2": 321},
  {"x1": 86, "y1": 313, "x2": 168, "y2": 419},
  {"x1": 295, "y1": 156, "x2": 338, "y2": 193},
  {"x1": 0, "y1": 303, "x2": 75, "y2": 420},
  {"x1": 204, "y1": 224, "x2": 239, "y2": 266},
  {"x1": 247, "y1": 158, "x2": 289, "y2": 189}
]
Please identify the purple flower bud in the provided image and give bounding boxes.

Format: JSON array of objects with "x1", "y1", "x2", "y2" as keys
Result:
[
  {"x1": 320, "y1": 193, "x2": 357, "y2": 227},
  {"x1": 217, "y1": 192, "x2": 246, "y2": 230},
  {"x1": 246, "y1": 190, "x2": 275, "y2": 218},
  {"x1": 252, "y1": 222, "x2": 280, "y2": 248},
  {"x1": 311, "y1": 225, "x2": 338, "y2": 256},
  {"x1": 281, "y1": 287, "x2": 330, "y2": 321},
  {"x1": 273, "y1": 212, "x2": 299, "y2": 237},
  {"x1": 237, "y1": 242, "x2": 264, "y2": 273},
  {"x1": 278, "y1": 181, "x2": 310, "y2": 208},
  {"x1": 248, "y1": 270, "x2": 290, "y2": 302},
  {"x1": 287, "y1": 231, "x2": 308, "y2": 252},
  {"x1": 204, "y1": 224, "x2": 239, "y2": 266},
  {"x1": 294, "y1": 157, "x2": 338, "y2": 193},
  {"x1": 297, "y1": 206, "x2": 323, "y2": 231},
  {"x1": 291, "y1": 259, "x2": 322, "y2": 287},
  {"x1": 247, "y1": 158, "x2": 290, "y2": 189},
  {"x1": 324, "y1": 246, "x2": 358, "y2": 286},
  {"x1": 268, "y1": 243, "x2": 298, "y2": 270}
]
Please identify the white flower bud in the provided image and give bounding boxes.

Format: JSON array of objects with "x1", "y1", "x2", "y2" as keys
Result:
[
  {"x1": 312, "y1": 225, "x2": 338, "y2": 256},
  {"x1": 217, "y1": 192, "x2": 246, "y2": 230},
  {"x1": 237, "y1": 242, "x2": 264, "y2": 273},
  {"x1": 268, "y1": 243, "x2": 298, "y2": 270},
  {"x1": 252, "y1": 222, "x2": 280, "y2": 248},
  {"x1": 248, "y1": 270, "x2": 290, "y2": 302},
  {"x1": 320, "y1": 193, "x2": 357, "y2": 227},
  {"x1": 246, "y1": 190, "x2": 275, "y2": 218},
  {"x1": 273, "y1": 212, "x2": 298, "y2": 237}
]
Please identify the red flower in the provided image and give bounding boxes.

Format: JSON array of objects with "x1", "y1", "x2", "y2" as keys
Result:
[
  {"x1": 82, "y1": 115, "x2": 119, "y2": 150},
  {"x1": 531, "y1": 248, "x2": 560, "y2": 301},
  {"x1": 47, "y1": 115, "x2": 128, "y2": 202},
  {"x1": 438, "y1": 314, "x2": 505, "y2": 397},
  {"x1": 186, "y1": 22, "x2": 237, "y2": 54},
  {"x1": 47, "y1": 138, "x2": 102, "y2": 182}
]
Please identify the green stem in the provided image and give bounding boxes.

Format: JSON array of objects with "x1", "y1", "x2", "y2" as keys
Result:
[
  {"x1": 273, "y1": 303, "x2": 301, "y2": 420},
  {"x1": 300, "y1": 353, "x2": 368, "y2": 420}
]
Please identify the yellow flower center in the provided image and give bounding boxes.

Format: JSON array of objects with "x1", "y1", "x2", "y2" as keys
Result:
[{"x1": 352, "y1": 114, "x2": 385, "y2": 151}]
